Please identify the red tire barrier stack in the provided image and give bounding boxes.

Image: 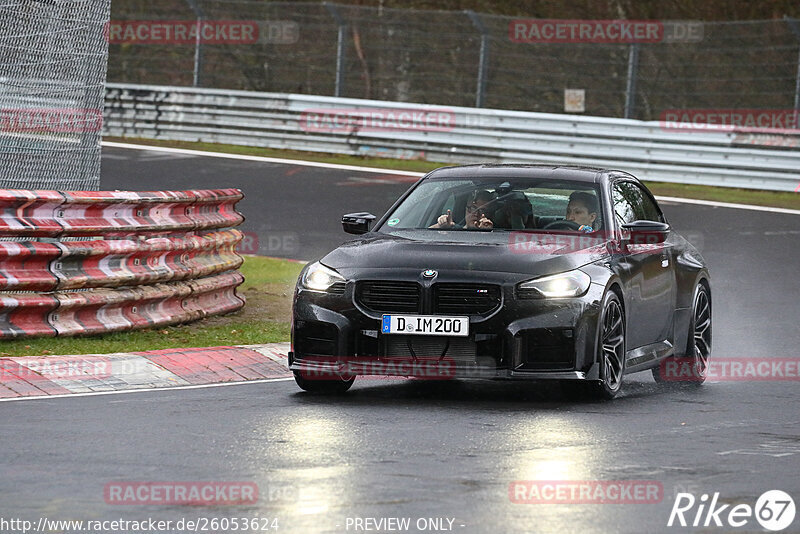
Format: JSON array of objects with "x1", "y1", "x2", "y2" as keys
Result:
[
  {"x1": 0, "y1": 294, "x2": 59, "y2": 338},
  {"x1": 0, "y1": 189, "x2": 244, "y2": 238},
  {"x1": 0, "y1": 242, "x2": 62, "y2": 291},
  {"x1": 0, "y1": 189, "x2": 246, "y2": 339},
  {"x1": 49, "y1": 229, "x2": 243, "y2": 290},
  {"x1": 0, "y1": 190, "x2": 65, "y2": 238}
]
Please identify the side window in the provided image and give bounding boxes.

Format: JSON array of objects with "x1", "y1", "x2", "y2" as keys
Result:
[
  {"x1": 612, "y1": 183, "x2": 638, "y2": 225},
  {"x1": 612, "y1": 182, "x2": 663, "y2": 225},
  {"x1": 637, "y1": 188, "x2": 663, "y2": 222}
]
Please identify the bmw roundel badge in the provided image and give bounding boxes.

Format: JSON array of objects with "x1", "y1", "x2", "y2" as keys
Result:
[{"x1": 422, "y1": 269, "x2": 437, "y2": 279}]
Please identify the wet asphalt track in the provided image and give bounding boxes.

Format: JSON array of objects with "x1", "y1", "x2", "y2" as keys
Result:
[{"x1": 1, "y1": 145, "x2": 799, "y2": 534}]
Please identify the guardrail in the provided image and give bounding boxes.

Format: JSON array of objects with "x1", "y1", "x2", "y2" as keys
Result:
[
  {"x1": 0, "y1": 189, "x2": 245, "y2": 339},
  {"x1": 103, "y1": 83, "x2": 800, "y2": 192}
]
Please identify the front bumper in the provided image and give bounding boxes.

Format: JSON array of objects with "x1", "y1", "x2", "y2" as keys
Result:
[
  {"x1": 289, "y1": 354, "x2": 589, "y2": 380},
  {"x1": 289, "y1": 276, "x2": 606, "y2": 381}
]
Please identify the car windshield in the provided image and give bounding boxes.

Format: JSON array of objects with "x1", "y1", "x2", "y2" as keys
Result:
[{"x1": 377, "y1": 176, "x2": 604, "y2": 241}]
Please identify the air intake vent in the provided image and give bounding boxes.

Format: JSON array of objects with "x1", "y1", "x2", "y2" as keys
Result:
[
  {"x1": 295, "y1": 321, "x2": 338, "y2": 357},
  {"x1": 328, "y1": 282, "x2": 346, "y2": 295},
  {"x1": 384, "y1": 335, "x2": 477, "y2": 363}
]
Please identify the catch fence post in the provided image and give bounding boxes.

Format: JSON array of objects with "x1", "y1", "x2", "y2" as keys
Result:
[
  {"x1": 466, "y1": 10, "x2": 490, "y2": 108},
  {"x1": 325, "y1": 3, "x2": 348, "y2": 97}
]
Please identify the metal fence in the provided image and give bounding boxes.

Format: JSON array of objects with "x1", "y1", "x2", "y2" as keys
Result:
[
  {"x1": 103, "y1": 83, "x2": 800, "y2": 192},
  {"x1": 0, "y1": 0, "x2": 111, "y2": 190},
  {"x1": 106, "y1": 2, "x2": 800, "y2": 121}
]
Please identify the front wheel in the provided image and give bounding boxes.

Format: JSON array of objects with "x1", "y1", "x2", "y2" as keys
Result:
[
  {"x1": 589, "y1": 291, "x2": 626, "y2": 400},
  {"x1": 293, "y1": 371, "x2": 355, "y2": 394},
  {"x1": 561, "y1": 291, "x2": 626, "y2": 401}
]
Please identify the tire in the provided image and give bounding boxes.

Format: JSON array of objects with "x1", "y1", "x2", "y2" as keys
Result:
[
  {"x1": 652, "y1": 283, "x2": 711, "y2": 386},
  {"x1": 293, "y1": 370, "x2": 355, "y2": 394},
  {"x1": 588, "y1": 291, "x2": 626, "y2": 400}
]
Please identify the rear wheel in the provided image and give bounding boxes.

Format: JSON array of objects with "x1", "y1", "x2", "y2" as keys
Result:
[
  {"x1": 652, "y1": 283, "x2": 711, "y2": 385},
  {"x1": 293, "y1": 370, "x2": 355, "y2": 394}
]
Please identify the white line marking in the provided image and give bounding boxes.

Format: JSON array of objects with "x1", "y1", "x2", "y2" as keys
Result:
[
  {"x1": 102, "y1": 141, "x2": 425, "y2": 177},
  {"x1": 103, "y1": 142, "x2": 800, "y2": 215},
  {"x1": 0, "y1": 377, "x2": 294, "y2": 403},
  {"x1": 655, "y1": 195, "x2": 800, "y2": 215}
]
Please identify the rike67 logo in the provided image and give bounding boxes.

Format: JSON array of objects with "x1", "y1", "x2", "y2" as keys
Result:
[{"x1": 668, "y1": 490, "x2": 796, "y2": 531}]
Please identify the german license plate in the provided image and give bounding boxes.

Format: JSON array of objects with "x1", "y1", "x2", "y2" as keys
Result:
[{"x1": 381, "y1": 314, "x2": 469, "y2": 337}]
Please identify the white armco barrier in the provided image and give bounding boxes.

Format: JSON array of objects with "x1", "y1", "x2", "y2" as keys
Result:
[{"x1": 104, "y1": 83, "x2": 800, "y2": 192}]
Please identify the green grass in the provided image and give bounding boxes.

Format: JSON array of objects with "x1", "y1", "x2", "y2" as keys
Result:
[
  {"x1": 238, "y1": 254, "x2": 305, "y2": 287},
  {"x1": 106, "y1": 136, "x2": 800, "y2": 210},
  {"x1": 0, "y1": 256, "x2": 304, "y2": 358},
  {"x1": 640, "y1": 181, "x2": 799, "y2": 210}
]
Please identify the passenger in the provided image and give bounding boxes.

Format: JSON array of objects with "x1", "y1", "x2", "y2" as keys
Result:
[
  {"x1": 493, "y1": 192, "x2": 536, "y2": 229},
  {"x1": 431, "y1": 190, "x2": 495, "y2": 230},
  {"x1": 565, "y1": 191, "x2": 600, "y2": 231}
]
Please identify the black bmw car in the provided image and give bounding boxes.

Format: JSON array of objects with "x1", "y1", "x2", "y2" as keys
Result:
[{"x1": 289, "y1": 164, "x2": 711, "y2": 399}]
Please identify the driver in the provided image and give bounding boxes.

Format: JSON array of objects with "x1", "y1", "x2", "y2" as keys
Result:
[
  {"x1": 565, "y1": 191, "x2": 599, "y2": 231},
  {"x1": 430, "y1": 189, "x2": 495, "y2": 230}
]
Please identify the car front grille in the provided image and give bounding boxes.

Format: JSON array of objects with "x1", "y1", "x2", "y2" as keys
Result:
[
  {"x1": 355, "y1": 281, "x2": 501, "y2": 315},
  {"x1": 434, "y1": 283, "x2": 501, "y2": 315},
  {"x1": 356, "y1": 281, "x2": 420, "y2": 313},
  {"x1": 384, "y1": 335, "x2": 477, "y2": 364}
]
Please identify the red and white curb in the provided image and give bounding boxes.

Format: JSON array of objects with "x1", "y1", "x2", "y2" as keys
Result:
[{"x1": 0, "y1": 343, "x2": 291, "y2": 399}]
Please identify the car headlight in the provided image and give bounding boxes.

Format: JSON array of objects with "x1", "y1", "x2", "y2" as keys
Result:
[
  {"x1": 301, "y1": 261, "x2": 346, "y2": 292},
  {"x1": 518, "y1": 269, "x2": 591, "y2": 298}
]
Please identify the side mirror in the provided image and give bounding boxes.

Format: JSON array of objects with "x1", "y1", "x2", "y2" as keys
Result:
[
  {"x1": 621, "y1": 220, "x2": 670, "y2": 244},
  {"x1": 342, "y1": 212, "x2": 376, "y2": 235}
]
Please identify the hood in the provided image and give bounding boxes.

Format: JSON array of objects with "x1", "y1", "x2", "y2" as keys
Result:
[{"x1": 320, "y1": 231, "x2": 610, "y2": 278}]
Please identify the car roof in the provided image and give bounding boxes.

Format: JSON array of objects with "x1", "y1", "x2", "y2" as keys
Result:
[{"x1": 425, "y1": 163, "x2": 637, "y2": 184}]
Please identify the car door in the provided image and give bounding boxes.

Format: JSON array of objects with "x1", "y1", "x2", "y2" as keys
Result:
[{"x1": 611, "y1": 180, "x2": 677, "y2": 350}]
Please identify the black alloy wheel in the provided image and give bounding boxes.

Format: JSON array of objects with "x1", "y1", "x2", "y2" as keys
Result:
[
  {"x1": 591, "y1": 291, "x2": 626, "y2": 399},
  {"x1": 562, "y1": 291, "x2": 626, "y2": 401},
  {"x1": 653, "y1": 283, "x2": 711, "y2": 385}
]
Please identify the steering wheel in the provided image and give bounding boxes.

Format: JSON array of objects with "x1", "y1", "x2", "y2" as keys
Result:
[{"x1": 543, "y1": 219, "x2": 581, "y2": 231}]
